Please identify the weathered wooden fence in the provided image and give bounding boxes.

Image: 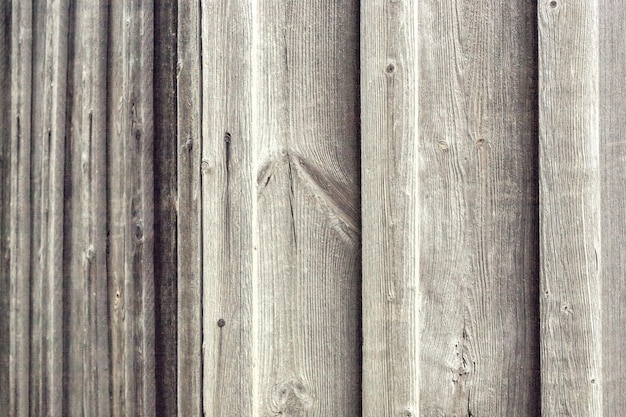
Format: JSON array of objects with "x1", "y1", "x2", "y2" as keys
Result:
[{"x1": 1, "y1": 1, "x2": 624, "y2": 416}]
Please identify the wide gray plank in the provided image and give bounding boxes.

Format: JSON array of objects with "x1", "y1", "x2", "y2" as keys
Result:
[
  {"x1": 361, "y1": 1, "x2": 419, "y2": 415},
  {"x1": 539, "y1": 0, "x2": 602, "y2": 415},
  {"x1": 9, "y1": 2, "x2": 32, "y2": 415},
  {"x1": 64, "y1": 1, "x2": 109, "y2": 415},
  {"x1": 107, "y1": 0, "x2": 155, "y2": 415},
  {"x1": 177, "y1": 0, "x2": 202, "y2": 414},
  {"x1": 599, "y1": 0, "x2": 626, "y2": 415}
]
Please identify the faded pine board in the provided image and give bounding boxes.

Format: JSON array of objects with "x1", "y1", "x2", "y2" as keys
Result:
[
  {"x1": 9, "y1": 2, "x2": 32, "y2": 416},
  {"x1": 154, "y1": 2, "x2": 178, "y2": 416},
  {"x1": 65, "y1": 1, "x2": 109, "y2": 415},
  {"x1": 176, "y1": 0, "x2": 202, "y2": 415},
  {"x1": 0, "y1": 0, "x2": 10, "y2": 413},
  {"x1": 539, "y1": 0, "x2": 602, "y2": 416},
  {"x1": 200, "y1": 1, "x2": 254, "y2": 414},
  {"x1": 599, "y1": 1, "x2": 626, "y2": 414},
  {"x1": 107, "y1": 0, "x2": 155, "y2": 415},
  {"x1": 361, "y1": 0, "x2": 419, "y2": 415},
  {"x1": 254, "y1": 1, "x2": 361, "y2": 415},
  {"x1": 418, "y1": 1, "x2": 539, "y2": 416},
  {"x1": 29, "y1": 0, "x2": 69, "y2": 414}
]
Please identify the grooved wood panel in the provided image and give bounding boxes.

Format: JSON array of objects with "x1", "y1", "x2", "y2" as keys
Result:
[
  {"x1": 362, "y1": 1, "x2": 540, "y2": 416},
  {"x1": 599, "y1": 0, "x2": 626, "y2": 415},
  {"x1": 539, "y1": 0, "x2": 601, "y2": 415}
]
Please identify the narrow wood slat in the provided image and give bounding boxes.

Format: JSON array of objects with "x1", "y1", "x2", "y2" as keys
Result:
[
  {"x1": 9, "y1": 2, "x2": 32, "y2": 415},
  {"x1": 65, "y1": 1, "x2": 109, "y2": 415},
  {"x1": 539, "y1": 0, "x2": 602, "y2": 415},
  {"x1": 361, "y1": 1, "x2": 419, "y2": 415},
  {"x1": 0, "y1": 0, "x2": 11, "y2": 413},
  {"x1": 107, "y1": 0, "x2": 155, "y2": 415},
  {"x1": 253, "y1": 1, "x2": 362, "y2": 414},
  {"x1": 599, "y1": 0, "x2": 625, "y2": 414},
  {"x1": 176, "y1": 0, "x2": 202, "y2": 415},
  {"x1": 29, "y1": 0, "x2": 69, "y2": 414},
  {"x1": 154, "y1": 2, "x2": 178, "y2": 416}
]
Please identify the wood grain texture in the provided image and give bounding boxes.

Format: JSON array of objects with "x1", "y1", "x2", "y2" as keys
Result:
[
  {"x1": 9, "y1": 2, "x2": 32, "y2": 415},
  {"x1": 539, "y1": 0, "x2": 602, "y2": 416},
  {"x1": 419, "y1": 2, "x2": 541, "y2": 415},
  {"x1": 154, "y1": 2, "x2": 178, "y2": 416},
  {"x1": 361, "y1": 1, "x2": 419, "y2": 415},
  {"x1": 29, "y1": 0, "x2": 69, "y2": 415},
  {"x1": 0, "y1": 0, "x2": 10, "y2": 413},
  {"x1": 107, "y1": 0, "x2": 155, "y2": 415},
  {"x1": 176, "y1": 0, "x2": 202, "y2": 415},
  {"x1": 253, "y1": 1, "x2": 361, "y2": 415},
  {"x1": 599, "y1": 1, "x2": 626, "y2": 415},
  {"x1": 65, "y1": 1, "x2": 109, "y2": 415}
]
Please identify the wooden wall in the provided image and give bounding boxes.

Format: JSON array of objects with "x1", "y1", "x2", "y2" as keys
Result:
[{"x1": 0, "y1": 1, "x2": 624, "y2": 416}]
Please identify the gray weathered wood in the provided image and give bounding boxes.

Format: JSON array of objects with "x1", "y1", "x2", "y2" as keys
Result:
[
  {"x1": 29, "y1": 0, "x2": 69, "y2": 415},
  {"x1": 107, "y1": 0, "x2": 155, "y2": 415},
  {"x1": 363, "y1": 1, "x2": 540, "y2": 415},
  {"x1": 361, "y1": 1, "x2": 419, "y2": 415},
  {"x1": 154, "y1": 2, "x2": 178, "y2": 416},
  {"x1": 599, "y1": 0, "x2": 626, "y2": 414},
  {"x1": 0, "y1": 0, "x2": 11, "y2": 413},
  {"x1": 539, "y1": 0, "x2": 602, "y2": 415},
  {"x1": 419, "y1": 2, "x2": 541, "y2": 415},
  {"x1": 65, "y1": 1, "x2": 110, "y2": 415},
  {"x1": 176, "y1": 0, "x2": 202, "y2": 415},
  {"x1": 9, "y1": 1, "x2": 32, "y2": 416}
]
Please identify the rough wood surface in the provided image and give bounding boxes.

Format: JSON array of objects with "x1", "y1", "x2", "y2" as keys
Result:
[
  {"x1": 9, "y1": 2, "x2": 32, "y2": 415},
  {"x1": 539, "y1": 0, "x2": 602, "y2": 416},
  {"x1": 419, "y1": 2, "x2": 540, "y2": 415},
  {"x1": 0, "y1": 0, "x2": 11, "y2": 413},
  {"x1": 176, "y1": 0, "x2": 202, "y2": 415},
  {"x1": 154, "y1": 2, "x2": 178, "y2": 416},
  {"x1": 65, "y1": 1, "x2": 110, "y2": 415},
  {"x1": 599, "y1": 0, "x2": 626, "y2": 415},
  {"x1": 107, "y1": 0, "x2": 155, "y2": 415},
  {"x1": 361, "y1": 1, "x2": 419, "y2": 415},
  {"x1": 253, "y1": 1, "x2": 362, "y2": 415},
  {"x1": 29, "y1": 0, "x2": 69, "y2": 415}
]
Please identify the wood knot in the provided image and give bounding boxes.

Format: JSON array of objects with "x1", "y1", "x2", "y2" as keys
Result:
[{"x1": 269, "y1": 379, "x2": 313, "y2": 415}]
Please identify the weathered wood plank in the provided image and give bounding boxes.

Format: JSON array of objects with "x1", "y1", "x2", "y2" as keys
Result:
[
  {"x1": 419, "y1": 2, "x2": 541, "y2": 414},
  {"x1": 154, "y1": 2, "x2": 178, "y2": 416},
  {"x1": 364, "y1": 0, "x2": 541, "y2": 415},
  {"x1": 107, "y1": 0, "x2": 155, "y2": 415},
  {"x1": 0, "y1": 0, "x2": 11, "y2": 413},
  {"x1": 200, "y1": 1, "x2": 254, "y2": 414},
  {"x1": 253, "y1": 1, "x2": 362, "y2": 414},
  {"x1": 361, "y1": 1, "x2": 419, "y2": 415},
  {"x1": 65, "y1": 1, "x2": 109, "y2": 415},
  {"x1": 29, "y1": 0, "x2": 69, "y2": 415},
  {"x1": 599, "y1": 1, "x2": 626, "y2": 414},
  {"x1": 539, "y1": 0, "x2": 602, "y2": 415},
  {"x1": 176, "y1": 0, "x2": 202, "y2": 415},
  {"x1": 9, "y1": 2, "x2": 32, "y2": 415}
]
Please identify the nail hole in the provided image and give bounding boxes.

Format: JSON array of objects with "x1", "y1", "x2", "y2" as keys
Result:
[
  {"x1": 386, "y1": 63, "x2": 395, "y2": 74},
  {"x1": 550, "y1": 0, "x2": 557, "y2": 7},
  {"x1": 217, "y1": 318, "x2": 226, "y2": 327}
]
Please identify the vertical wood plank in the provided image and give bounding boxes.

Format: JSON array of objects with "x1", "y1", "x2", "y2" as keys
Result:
[
  {"x1": 539, "y1": 0, "x2": 602, "y2": 415},
  {"x1": 200, "y1": 1, "x2": 254, "y2": 415},
  {"x1": 107, "y1": 0, "x2": 155, "y2": 415},
  {"x1": 176, "y1": 0, "x2": 202, "y2": 414},
  {"x1": 9, "y1": 1, "x2": 32, "y2": 415},
  {"x1": 599, "y1": 0, "x2": 626, "y2": 414},
  {"x1": 65, "y1": 0, "x2": 110, "y2": 415},
  {"x1": 419, "y1": 2, "x2": 540, "y2": 415},
  {"x1": 0, "y1": 0, "x2": 11, "y2": 413},
  {"x1": 253, "y1": 1, "x2": 362, "y2": 414},
  {"x1": 361, "y1": 1, "x2": 419, "y2": 415},
  {"x1": 154, "y1": 2, "x2": 178, "y2": 416},
  {"x1": 29, "y1": 0, "x2": 69, "y2": 415}
]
